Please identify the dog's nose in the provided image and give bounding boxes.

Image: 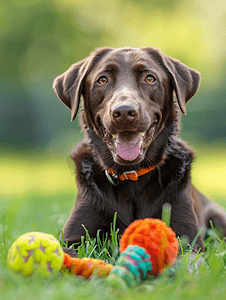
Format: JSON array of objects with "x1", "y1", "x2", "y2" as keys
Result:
[{"x1": 112, "y1": 105, "x2": 138, "y2": 122}]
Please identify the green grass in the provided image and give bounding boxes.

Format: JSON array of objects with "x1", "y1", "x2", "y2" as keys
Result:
[
  {"x1": 1, "y1": 213, "x2": 226, "y2": 300},
  {"x1": 1, "y1": 149, "x2": 226, "y2": 299}
]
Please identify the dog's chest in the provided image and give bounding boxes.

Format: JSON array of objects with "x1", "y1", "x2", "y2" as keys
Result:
[{"x1": 114, "y1": 177, "x2": 162, "y2": 215}]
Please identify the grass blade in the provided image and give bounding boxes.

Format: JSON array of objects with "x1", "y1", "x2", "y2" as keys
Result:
[{"x1": 161, "y1": 203, "x2": 171, "y2": 227}]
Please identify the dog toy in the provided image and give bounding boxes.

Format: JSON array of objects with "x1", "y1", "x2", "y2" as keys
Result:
[
  {"x1": 7, "y1": 231, "x2": 113, "y2": 278},
  {"x1": 106, "y1": 244, "x2": 152, "y2": 289},
  {"x1": 106, "y1": 218, "x2": 178, "y2": 289},
  {"x1": 120, "y1": 218, "x2": 178, "y2": 276},
  {"x1": 7, "y1": 232, "x2": 64, "y2": 277},
  {"x1": 7, "y1": 218, "x2": 178, "y2": 287},
  {"x1": 62, "y1": 253, "x2": 113, "y2": 278}
]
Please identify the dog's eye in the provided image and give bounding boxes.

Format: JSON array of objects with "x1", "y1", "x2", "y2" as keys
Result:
[
  {"x1": 97, "y1": 76, "x2": 108, "y2": 85},
  {"x1": 145, "y1": 75, "x2": 155, "y2": 84}
]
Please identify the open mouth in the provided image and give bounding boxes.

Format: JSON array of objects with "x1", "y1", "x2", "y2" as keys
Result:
[{"x1": 103, "y1": 124, "x2": 156, "y2": 163}]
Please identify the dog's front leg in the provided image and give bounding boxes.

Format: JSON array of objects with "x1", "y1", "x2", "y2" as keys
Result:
[
  {"x1": 61, "y1": 191, "x2": 109, "y2": 247},
  {"x1": 169, "y1": 195, "x2": 206, "y2": 272},
  {"x1": 170, "y1": 195, "x2": 205, "y2": 252}
]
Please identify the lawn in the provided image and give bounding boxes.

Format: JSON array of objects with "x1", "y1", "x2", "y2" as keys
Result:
[{"x1": 0, "y1": 147, "x2": 226, "y2": 299}]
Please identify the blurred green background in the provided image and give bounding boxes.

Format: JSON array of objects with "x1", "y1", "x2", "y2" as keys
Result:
[{"x1": 0, "y1": 0, "x2": 225, "y2": 240}]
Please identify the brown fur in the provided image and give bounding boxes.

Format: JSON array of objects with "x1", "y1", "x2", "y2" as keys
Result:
[{"x1": 53, "y1": 47, "x2": 226, "y2": 253}]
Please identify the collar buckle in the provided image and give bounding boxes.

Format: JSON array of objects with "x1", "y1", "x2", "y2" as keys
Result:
[{"x1": 123, "y1": 170, "x2": 138, "y2": 180}]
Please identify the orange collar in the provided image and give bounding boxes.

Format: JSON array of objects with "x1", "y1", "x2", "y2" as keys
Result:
[{"x1": 106, "y1": 165, "x2": 156, "y2": 184}]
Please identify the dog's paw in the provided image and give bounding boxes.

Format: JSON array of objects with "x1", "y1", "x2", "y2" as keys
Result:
[{"x1": 62, "y1": 247, "x2": 78, "y2": 258}]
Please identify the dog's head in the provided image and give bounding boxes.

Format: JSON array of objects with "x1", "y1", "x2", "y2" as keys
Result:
[{"x1": 53, "y1": 47, "x2": 200, "y2": 167}]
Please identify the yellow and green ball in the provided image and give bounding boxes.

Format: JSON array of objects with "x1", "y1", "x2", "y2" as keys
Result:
[{"x1": 7, "y1": 232, "x2": 64, "y2": 277}]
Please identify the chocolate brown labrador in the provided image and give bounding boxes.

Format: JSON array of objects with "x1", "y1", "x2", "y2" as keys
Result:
[{"x1": 53, "y1": 46, "x2": 226, "y2": 255}]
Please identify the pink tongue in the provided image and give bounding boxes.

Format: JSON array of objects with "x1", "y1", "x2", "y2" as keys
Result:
[{"x1": 116, "y1": 141, "x2": 140, "y2": 161}]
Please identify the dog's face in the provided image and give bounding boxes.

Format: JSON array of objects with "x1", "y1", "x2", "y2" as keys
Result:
[{"x1": 53, "y1": 47, "x2": 200, "y2": 167}]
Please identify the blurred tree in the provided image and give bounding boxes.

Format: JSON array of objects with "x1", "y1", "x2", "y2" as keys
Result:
[
  {"x1": 0, "y1": 0, "x2": 105, "y2": 78},
  {"x1": 0, "y1": 0, "x2": 105, "y2": 148}
]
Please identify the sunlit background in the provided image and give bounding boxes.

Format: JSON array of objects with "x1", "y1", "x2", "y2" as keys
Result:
[{"x1": 0, "y1": 0, "x2": 225, "y2": 239}]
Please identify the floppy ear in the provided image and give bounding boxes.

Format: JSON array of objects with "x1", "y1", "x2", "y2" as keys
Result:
[
  {"x1": 53, "y1": 47, "x2": 113, "y2": 121},
  {"x1": 161, "y1": 55, "x2": 201, "y2": 115},
  {"x1": 53, "y1": 58, "x2": 89, "y2": 121}
]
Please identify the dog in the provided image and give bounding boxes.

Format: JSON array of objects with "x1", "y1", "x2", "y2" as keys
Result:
[{"x1": 53, "y1": 46, "x2": 226, "y2": 255}]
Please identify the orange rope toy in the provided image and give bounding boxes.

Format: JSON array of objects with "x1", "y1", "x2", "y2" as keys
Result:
[
  {"x1": 62, "y1": 253, "x2": 113, "y2": 278},
  {"x1": 61, "y1": 218, "x2": 178, "y2": 285}
]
